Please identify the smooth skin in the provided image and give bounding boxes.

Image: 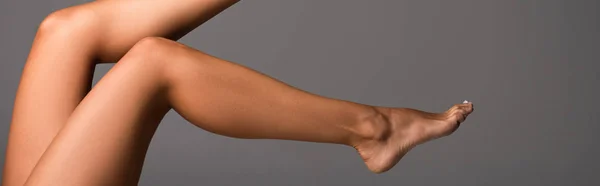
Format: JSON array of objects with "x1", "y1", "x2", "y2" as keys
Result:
[
  {"x1": 24, "y1": 37, "x2": 473, "y2": 185},
  {"x1": 4, "y1": 1, "x2": 474, "y2": 186},
  {"x1": 4, "y1": 0, "x2": 240, "y2": 185}
]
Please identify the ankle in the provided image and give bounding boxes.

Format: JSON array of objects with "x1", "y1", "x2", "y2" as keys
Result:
[{"x1": 349, "y1": 106, "x2": 391, "y2": 147}]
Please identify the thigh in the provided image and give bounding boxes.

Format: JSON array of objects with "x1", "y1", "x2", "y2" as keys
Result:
[
  {"x1": 23, "y1": 40, "x2": 173, "y2": 185},
  {"x1": 3, "y1": 1, "x2": 239, "y2": 186}
]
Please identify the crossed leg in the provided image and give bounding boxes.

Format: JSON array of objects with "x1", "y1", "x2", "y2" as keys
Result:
[
  {"x1": 24, "y1": 37, "x2": 474, "y2": 185},
  {"x1": 6, "y1": 0, "x2": 474, "y2": 185},
  {"x1": 3, "y1": 0, "x2": 240, "y2": 185}
]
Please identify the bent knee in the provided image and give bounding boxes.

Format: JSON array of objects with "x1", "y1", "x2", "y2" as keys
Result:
[
  {"x1": 117, "y1": 37, "x2": 178, "y2": 67},
  {"x1": 111, "y1": 37, "x2": 193, "y2": 82},
  {"x1": 37, "y1": 6, "x2": 99, "y2": 36},
  {"x1": 131, "y1": 37, "x2": 177, "y2": 52},
  {"x1": 123, "y1": 37, "x2": 215, "y2": 81},
  {"x1": 125, "y1": 37, "x2": 191, "y2": 61}
]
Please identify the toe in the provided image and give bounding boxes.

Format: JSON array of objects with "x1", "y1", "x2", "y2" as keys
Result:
[
  {"x1": 440, "y1": 110, "x2": 465, "y2": 136},
  {"x1": 453, "y1": 108, "x2": 468, "y2": 123},
  {"x1": 445, "y1": 102, "x2": 474, "y2": 123},
  {"x1": 459, "y1": 104, "x2": 474, "y2": 114},
  {"x1": 456, "y1": 102, "x2": 474, "y2": 113},
  {"x1": 447, "y1": 104, "x2": 463, "y2": 113},
  {"x1": 439, "y1": 102, "x2": 474, "y2": 136},
  {"x1": 447, "y1": 103, "x2": 472, "y2": 115}
]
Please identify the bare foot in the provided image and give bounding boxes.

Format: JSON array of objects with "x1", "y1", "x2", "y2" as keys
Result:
[{"x1": 355, "y1": 101, "x2": 474, "y2": 173}]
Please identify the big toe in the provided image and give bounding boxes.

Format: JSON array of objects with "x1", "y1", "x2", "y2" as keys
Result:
[
  {"x1": 441, "y1": 102, "x2": 474, "y2": 134},
  {"x1": 452, "y1": 101, "x2": 474, "y2": 115}
]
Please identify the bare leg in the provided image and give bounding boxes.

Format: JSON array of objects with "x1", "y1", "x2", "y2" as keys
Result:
[
  {"x1": 25, "y1": 37, "x2": 474, "y2": 185},
  {"x1": 3, "y1": 1, "x2": 239, "y2": 185}
]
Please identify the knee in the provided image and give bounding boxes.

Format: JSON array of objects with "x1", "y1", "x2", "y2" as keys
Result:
[
  {"x1": 130, "y1": 37, "x2": 177, "y2": 51},
  {"x1": 126, "y1": 37, "x2": 183, "y2": 60},
  {"x1": 37, "y1": 6, "x2": 99, "y2": 37},
  {"x1": 122, "y1": 37, "x2": 212, "y2": 82},
  {"x1": 119, "y1": 37, "x2": 186, "y2": 68},
  {"x1": 114, "y1": 37, "x2": 196, "y2": 85}
]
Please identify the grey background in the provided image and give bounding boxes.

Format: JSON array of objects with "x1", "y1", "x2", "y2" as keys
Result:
[{"x1": 1, "y1": 0, "x2": 599, "y2": 185}]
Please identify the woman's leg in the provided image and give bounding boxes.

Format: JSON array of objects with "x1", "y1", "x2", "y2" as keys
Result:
[
  {"x1": 3, "y1": 1, "x2": 239, "y2": 185},
  {"x1": 25, "y1": 37, "x2": 474, "y2": 185}
]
